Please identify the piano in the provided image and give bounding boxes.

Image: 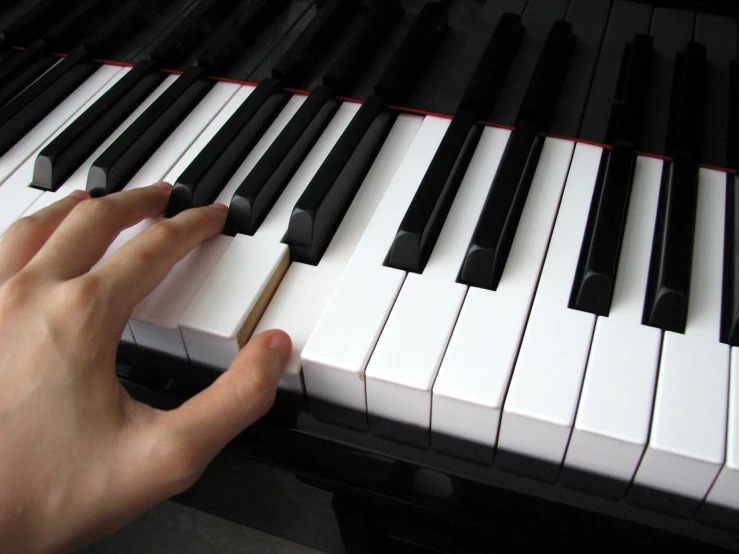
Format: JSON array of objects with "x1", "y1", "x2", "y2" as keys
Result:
[{"x1": 2, "y1": 0, "x2": 739, "y2": 550}]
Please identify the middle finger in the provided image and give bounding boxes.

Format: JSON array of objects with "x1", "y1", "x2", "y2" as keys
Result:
[{"x1": 25, "y1": 183, "x2": 173, "y2": 281}]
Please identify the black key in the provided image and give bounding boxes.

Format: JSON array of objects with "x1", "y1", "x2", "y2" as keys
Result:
[
  {"x1": 722, "y1": 174, "x2": 739, "y2": 345},
  {"x1": 456, "y1": 122, "x2": 543, "y2": 290},
  {"x1": 488, "y1": 0, "x2": 570, "y2": 127},
  {"x1": 579, "y1": 2, "x2": 651, "y2": 143},
  {"x1": 569, "y1": 143, "x2": 636, "y2": 315},
  {"x1": 569, "y1": 34, "x2": 653, "y2": 316},
  {"x1": 455, "y1": 12, "x2": 523, "y2": 120},
  {"x1": 32, "y1": 60, "x2": 165, "y2": 191},
  {"x1": 639, "y1": 8, "x2": 694, "y2": 158},
  {"x1": 666, "y1": 42, "x2": 706, "y2": 159},
  {"x1": 0, "y1": 49, "x2": 96, "y2": 157},
  {"x1": 167, "y1": 78, "x2": 288, "y2": 214},
  {"x1": 606, "y1": 34, "x2": 653, "y2": 145},
  {"x1": 385, "y1": 111, "x2": 481, "y2": 273},
  {"x1": 457, "y1": 21, "x2": 575, "y2": 290},
  {"x1": 515, "y1": 20, "x2": 576, "y2": 130},
  {"x1": 271, "y1": 0, "x2": 359, "y2": 86},
  {"x1": 729, "y1": 60, "x2": 739, "y2": 171},
  {"x1": 374, "y1": 1, "x2": 449, "y2": 105},
  {"x1": 197, "y1": 0, "x2": 290, "y2": 75},
  {"x1": 87, "y1": 66, "x2": 212, "y2": 197},
  {"x1": 149, "y1": 0, "x2": 241, "y2": 68},
  {"x1": 40, "y1": 0, "x2": 106, "y2": 52},
  {"x1": 642, "y1": 151, "x2": 699, "y2": 333},
  {"x1": 694, "y1": 14, "x2": 737, "y2": 169},
  {"x1": 2, "y1": 0, "x2": 64, "y2": 46},
  {"x1": 0, "y1": 41, "x2": 53, "y2": 109},
  {"x1": 225, "y1": 0, "x2": 405, "y2": 235},
  {"x1": 548, "y1": 0, "x2": 611, "y2": 139},
  {"x1": 321, "y1": 0, "x2": 404, "y2": 93},
  {"x1": 283, "y1": 95, "x2": 397, "y2": 265},
  {"x1": 226, "y1": 87, "x2": 340, "y2": 235}
]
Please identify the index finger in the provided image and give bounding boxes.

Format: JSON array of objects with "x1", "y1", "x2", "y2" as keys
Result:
[{"x1": 91, "y1": 203, "x2": 228, "y2": 318}]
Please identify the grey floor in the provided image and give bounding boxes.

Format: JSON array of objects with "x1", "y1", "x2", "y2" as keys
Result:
[{"x1": 77, "y1": 457, "x2": 343, "y2": 554}]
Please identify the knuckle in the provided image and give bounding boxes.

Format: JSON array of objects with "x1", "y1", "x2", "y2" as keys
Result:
[
  {"x1": 73, "y1": 197, "x2": 113, "y2": 221},
  {"x1": 4, "y1": 214, "x2": 42, "y2": 239},
  {"x1": 148, "y1": 221, "x2": 180, "y2": 247},
  {"x1": 0, "y1": 274, "x2": 36, "y2": 313}
]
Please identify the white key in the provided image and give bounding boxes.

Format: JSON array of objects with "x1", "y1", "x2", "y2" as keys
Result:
[
  {"x1": 122, "y1": 323, "x2": 136, "y2": 344},
  {"x1": 365, "y1": 126, "x2": 509, "y2": 431},
  {"x1": 563, "y1": 155, "x2": 663, "y2": 482},
  {"x1": 301, "y1": 116, "x2": 450, "y2": 413},
  {"x1": 0, "y1": 67, "x2": 129, "y2": 237},
  {"x1": 129, "y1": 234, "x2": 232, "y2": 358},
  {"x1": 23, "y1": 76, "x2": 180, "y2": 215},
  {"x1": 0, "y1": 65, "x2": 125, "y2": 187},
  {"x1": 497, "y1": 142, "x2": 603, "y2": 465},
  {"x1": 253, "y1": 113, "x2": 424, "y2": 394},
  {"x1": 633, "y1": 167, "x2": 730, "y2": 501},
  {"x1": 179, "y1": 102, "x2": 360, "y2": 369},
  {"x1": 705, "y1": 348, "x2": 739, "y2": 510},
  {"x1": 431, "y1": 137, "x2": 575, "y2": 448}
]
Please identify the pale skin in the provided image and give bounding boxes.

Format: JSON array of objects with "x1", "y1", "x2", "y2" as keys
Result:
[{"x1": 0, "y1": 182, "x2": 292, "y2": 553}]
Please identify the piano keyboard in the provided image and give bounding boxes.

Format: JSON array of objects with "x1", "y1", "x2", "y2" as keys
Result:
[{"x1": 3, "y1": 0, "x2": 739, "y2": 544}]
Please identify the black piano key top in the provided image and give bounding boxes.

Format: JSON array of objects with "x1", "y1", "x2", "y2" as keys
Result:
[
  {"x1": 197, "y1": 0, "x2": 289, "y2": 75},
  {"x1": 2, "y1": 0, "x2": 63, "y2": 46},
  {"x1": 167, "y1": 77, "x2": 289, "y2": 216},
  {"x1": 149, "y1": 0, "x2": 241, "y2": 68},
  {"x1": 642, "y1": 151, "x2": 699, "y2": 334},
  {"x1": 283, "y1": 95, "x2": 396, "y2": 265},
  {"x1": 271, "y1": 0, "x2": 360, "y2": 86},
  {"x1": 515, "y1": 20, "x2": 575, "y2": 130},
  {"x1": 32, "y1": 60, "x2": 165, "y2": 191},
  {"x1": 321, "y1": 0, "x2": 403, "y2": 93},
  {"x1": 87, "y1": 66, "x2": 212, "y2": 197},
  {"x1": 0, "y1": 49, "x2": 97, "y2": 157},
  {"x1": 455, "y1": 12, "x2": 524, "y2": 120},
  {"x1": 385, "y1": 111, "x2": 481, "y2": 273},
  {"x1": 721, "y1": 174, "x2": 739, "y2": 346},
  {"x1": 606, "y1": 34, "x2": 653, "y2": 146},
  {"x1": 374, "y1": 1, "x2": 449, "y2": 105},
  {"x1": 0, "y1": 41, "x2": 52, "y2": 109},
  {"x1": 457, "y1": 121, "x2": 543, "y2": 290},
  {"x1": 666, "y1": 42, "x2": 706, "y2": 160},
  {"x1": 569, "y1": 142, "x2": 636, "y2": 316},
  {"x1": 226, "y1": 86, "x2": 340, "y2": 236}
]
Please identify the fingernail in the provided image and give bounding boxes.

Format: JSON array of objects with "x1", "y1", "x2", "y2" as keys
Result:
[
  {"x1": 69, "y1": 189, "x2": 90, "y2": 201},
  {"x1": 268, "y1": 332, "x2": 291, "y2": 373},
  {"x1": 211, "y1": 203, "x2": 228, "y2": 213},
  {"x1": 153, "y1": 181, "x2": 172, "y2": 191}
]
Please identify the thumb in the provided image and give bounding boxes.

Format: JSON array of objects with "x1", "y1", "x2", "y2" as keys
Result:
[{"x1": 141, "y1": 329, "x2": 291, "y2": 489}]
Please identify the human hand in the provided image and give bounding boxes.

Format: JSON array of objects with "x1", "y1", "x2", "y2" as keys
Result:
[{"x1": 0, "y1": 183, "x2": 291, "y2": 553}]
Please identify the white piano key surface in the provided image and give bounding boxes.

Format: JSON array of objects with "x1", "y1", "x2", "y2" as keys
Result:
[
  {"x1": 365, "y1": 125, "x2": 509, "y2": 430},
  {"x1": 254, "y1": 113, "x2": 424, "y2": 393},
  {"x1": 497, "y1": 142, "x2": 602, "y2": 464},
  {"x1": 633, "y1": 168, "x2": 730, "y2": 500},
  {"x1": 301, "y1": 116, "x2": 450, "y2": 412},
  {"x1": 431, "y1": 136, "x2": 574, "y2": 447},
  {"x1": 178, "y1": 101, "x2": 359, "y2": 370},
  {"x1": 705, "y1": 349, "x2": 739, "y2": 510},
  {"x1": 563, "y1": 155, "x2": 663, "y2": 482}
]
